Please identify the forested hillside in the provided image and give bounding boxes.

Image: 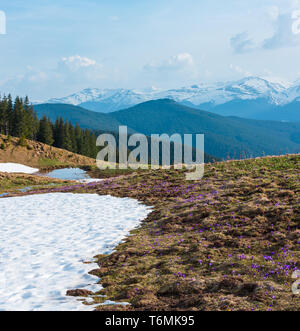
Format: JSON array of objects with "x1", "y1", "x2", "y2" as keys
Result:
[
  {"x1": 0, "y1": 95, "x2": 98, "y2": 158},
  {"x1": 35, "y1": 99, "x2": 300, "y2": 159},
  {"x1": 110, "y1": 99, "x2": 300, "y2": 159},
  {"x1": 34, "y1": 103, "x2": 124, "y2": 131}
]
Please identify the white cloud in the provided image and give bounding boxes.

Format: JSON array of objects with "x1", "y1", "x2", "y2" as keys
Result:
[
  {"x1": 59, "y1": 55, "x2": 99, "y2": 72},
  {"x1": 231, "y1": 9, "x2": 300, "y2": 53},
  {"x1": 26, "y1": 71, "x2": 49, "y2": 83},
  {"x1": 56, "y1": 55, "x2": 104, "y2": 84},
  {"x1": 0, "y1": 55, "x2": 106, "y2": 99},
  {"x1": 142, "y1": 53, "x2": 198, "y2": 87},
  {"x1": 229, "y1": 64, "x2": 252, "y2": 77},
  {"x1": 262, "y1": 13, "x2": 300, "y2": 49},
  {"x1": 144, "y1": 53, "x2": 195, "y2": 73},
  {"x1": 267, "y1": 6, "x2": 279, "y2": 21},
  {"x1": 0, "y1": 68, "x2": 52, "y2": 100},
  {"x1": 140, "y1": 53, "x2": 200, "y2": 88},
  {"x1": 230, "y1": 32, "x2": 255, "y2": 53}
]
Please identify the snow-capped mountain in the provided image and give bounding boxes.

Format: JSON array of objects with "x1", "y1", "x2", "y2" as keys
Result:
[
  {"x1": 48, "y1": 88, "x2": 157, "y2": 113},
  {"x1": 155, "y1": 77, "x2": 290, "y2": 106},
  {"x1": 44, "y1": 77, "x2": 300, "y2": 121},
  {"x1": 286, "y1": 81, "x2": 300, "y2": 103},
  {"x1": 48, "y1": 88, "x2": 121, "y2": 105}
]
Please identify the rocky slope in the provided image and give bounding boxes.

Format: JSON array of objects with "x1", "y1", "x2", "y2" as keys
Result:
[{"x1": 0, "y1": 135, "x2": 96, "y2": 169}]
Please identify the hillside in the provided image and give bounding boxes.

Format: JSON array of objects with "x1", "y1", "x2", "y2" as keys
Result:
[
  {"x1": 65, "y1": 153, "x2": 300, "y2": 311},
  {"x1": 198, "y1": 98, "x2": 300, "y2": 122},
  {"x1": 109, "y1": 99, "x2": 300, "y2": 159},
  {"x1": 34, "y1": 103, "x2": 124, "y2": 131},
  {"x1": 34, "y1": 103, "x2": 220, "y2": 163},
  {"x1": 34, "y1": 99, "x2": 300, "y2": 160},
  {"x1": 0, "y1": 135, "x2": 96, "y2": 169}
]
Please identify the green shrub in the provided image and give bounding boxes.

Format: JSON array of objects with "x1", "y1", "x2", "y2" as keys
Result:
[{"x1": 17, "y1": 136, "x2": 28, "y2": 147}]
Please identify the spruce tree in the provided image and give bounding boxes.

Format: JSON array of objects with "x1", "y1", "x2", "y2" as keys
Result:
[
  {"x1": 0, "y1": 94, "x2": 99, "y2": 159},
  {"x1": 37, "y1": 116, "x2": 54, "y2": 145},
  {"x1": 63, "y1": 121, "x2": 73, "y2": 151},
  {"x1": 12, "y1": 97, "x2": 25, "y2": 137},
  {"x1": 0, "y1": 96, "x2": 8, "y2": 134},
  {"x1": 74, "y1": 123, "x2": 83, "y2": 154}
]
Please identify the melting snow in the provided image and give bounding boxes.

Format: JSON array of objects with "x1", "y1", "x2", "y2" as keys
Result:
[
  {"x1": 0, "y1": 193, "x2": 151, "y2": 311},
  {"x1": 44, "y1": 168, "x2": 88, "y2": 181},
  {"x1": 0, "y1": 163, "x2": 39, "y2": 174},
  {"x1": 43, "y1": 168, "x2": 104, "y2": 183}
]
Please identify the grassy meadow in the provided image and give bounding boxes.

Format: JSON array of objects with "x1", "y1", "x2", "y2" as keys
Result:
[{"x1": 79, "y1": 154, "x2": 300, "y2": 311}]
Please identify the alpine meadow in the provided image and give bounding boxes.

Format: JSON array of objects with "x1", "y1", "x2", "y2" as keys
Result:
[{"x1": 0, "y1": 0, "x2": 299, "y2": 317}]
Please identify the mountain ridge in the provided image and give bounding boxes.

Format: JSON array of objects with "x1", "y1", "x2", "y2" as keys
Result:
[
  {"x1": 42, "y1": 77, "x2": 300, "y2": 121},
  {"x1": 108, "y1": 99, "x2": 300, "y2": 159},
  {"x1": 34, "y1": 99, "x2": 300, "y2": 159}
]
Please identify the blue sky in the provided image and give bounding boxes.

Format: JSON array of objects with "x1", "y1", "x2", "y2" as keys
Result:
[{"x1": 1, "y1": 0, "x2": 300, "y2": 100}]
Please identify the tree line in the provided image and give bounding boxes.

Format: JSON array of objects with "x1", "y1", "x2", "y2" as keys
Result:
[{"x1": 0, "y1": 95, "x2": 98, "y2": 158}]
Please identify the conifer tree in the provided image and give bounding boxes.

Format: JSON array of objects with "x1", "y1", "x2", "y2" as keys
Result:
[
  {"x1": 63, "y1": 121, "x2": 73, "y2": 151},
  {"x1": 74, "y1": 123, "x2": 83, "y2": 154},
  {"x1": 37, "y1": 116, "x2": 54, "y2": 145},
  {"x1": 12, "y1": 97, "x2": 25, "y2": 137},
  {"x1": 0, "y1": 96, "x2": 8, "y2": 134},
  {"x1": 7, "y1": 95, "x2": 13, "y2": 135},
  {"x1": 0, "y1": 95, "x2": 100, "y2": 159}
]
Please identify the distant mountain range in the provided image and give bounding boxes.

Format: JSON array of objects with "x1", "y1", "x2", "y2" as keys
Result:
[
  {"x1": 34, "y1": 103, "x2": 124, "y2": 132},
  {"x1": 34, "y1": 99, "x2": 300, "y2": 159},
  {"x1": 44, "y1": 77, "x2": 300, "y2": 121}
]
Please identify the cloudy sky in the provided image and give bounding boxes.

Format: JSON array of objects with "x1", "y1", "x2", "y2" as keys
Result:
[{"x1": 1, "y1": 0, "x2": 300, "y2": 100}]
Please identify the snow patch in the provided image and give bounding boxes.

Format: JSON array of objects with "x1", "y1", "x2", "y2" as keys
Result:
[
  {"x1": 0, "y1": 163, "x2": 39, "y2": 174},
  {"x1": 77, "y1": 178, "x2": 105, "y2": 184},
  {"x1": 42, "y1": 168, "x2": 104, "y2": 183},
  {"x1": 0, "y1": 193, "x2": 151, "y2": 311}
]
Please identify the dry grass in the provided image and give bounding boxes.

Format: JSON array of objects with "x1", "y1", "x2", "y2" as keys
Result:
[
  {"x1": 77, "y1": 154, "x2": 300, "y2": 311},
  {"x1": 1, "y1": 152, "x2": 299, "y2": 311},
  {"x1": 0, "y1": 134, "x2": 96, "y2": 170},
  {"x1": 0, "y1": 172, "x2": 69, "y2": 194}
]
